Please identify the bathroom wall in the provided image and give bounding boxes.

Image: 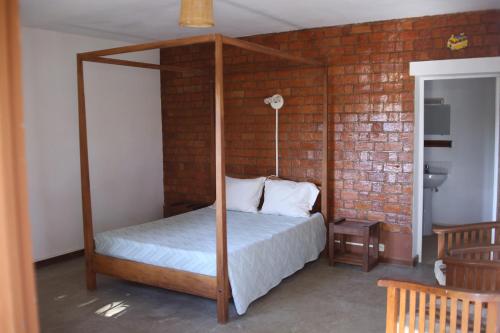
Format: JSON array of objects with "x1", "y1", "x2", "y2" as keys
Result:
[{"x1": 424, "y1": 77, "x2": 496, "y2": 226}]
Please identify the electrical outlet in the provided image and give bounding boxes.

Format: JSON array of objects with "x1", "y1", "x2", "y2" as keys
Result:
[{"x1": 379, "y1": 243, "x2": 385, "y2": 252}]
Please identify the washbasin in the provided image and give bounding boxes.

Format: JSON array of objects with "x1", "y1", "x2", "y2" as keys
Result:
[{"x1": 423, "y1": 173, "x2": 447, "y2": 189}]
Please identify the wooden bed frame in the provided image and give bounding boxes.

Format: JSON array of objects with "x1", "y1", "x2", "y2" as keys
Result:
[
  {"x1": 76, "y1": 34, "x2": 329, "y2": 323},
  {"x1": 378, "y1": 279, "x2": 500, "y2": 333},
  {"x1": 434, "y1": 222, "x2": 500, "y2": 292}
]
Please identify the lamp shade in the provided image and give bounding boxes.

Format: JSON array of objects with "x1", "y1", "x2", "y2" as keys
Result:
[{"x1": 179, "y1": 0, "x2": 214, "y2": 28}]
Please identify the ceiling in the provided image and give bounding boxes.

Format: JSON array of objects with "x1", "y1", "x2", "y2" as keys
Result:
[{"x1": 20, "y1": 0, "x2": 500, "y2": 43}]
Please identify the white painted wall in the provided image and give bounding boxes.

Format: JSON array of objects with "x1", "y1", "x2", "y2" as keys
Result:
[
  {"x1": 22, "y1": 27, "x2": 164, "y2": 261},
  {"x1": 424, "y1": 78, "x2": 496, "y2": 226}
]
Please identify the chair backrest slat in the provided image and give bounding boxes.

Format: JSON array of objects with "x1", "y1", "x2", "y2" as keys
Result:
[
  {"x1": 439, "y1": 295, "x2": 447, "y2": 333},
  {"x1": 418, "y1": 291, "x2": 426, "y2": 333},
  {"x1": 461, "y1": 299, "x2": 470, "y2": 333},
  {"x1": 473, "y1": 301, "x2": 482, "y2": 333},
  {"x1": 408, "y1": 290, "x2": 416, "y2": 332},
  {"x1": 399, "y1": 288, "x2": 407, "y2": 333},
  {"x1": 486, "y1": 302, "x2": 499, "y2": 333},
  {"x1": 449, "y1": 298, "x2": 457, "y2": 333},
  {"x1": 386, "y1": 287, "x2": 398, "y2": 333},
  {"x1": 429, "y1": 294, "x2": 437, "y2": 333}
]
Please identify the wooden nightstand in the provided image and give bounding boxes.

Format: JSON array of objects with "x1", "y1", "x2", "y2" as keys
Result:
[{"x1": 329, "y1": 218, "x2": 380, "y2": 272}]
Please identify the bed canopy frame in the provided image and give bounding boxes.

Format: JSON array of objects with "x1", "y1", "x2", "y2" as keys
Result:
[{"x1": 76, "y1": 34, "x2": 329, "y2": 324}]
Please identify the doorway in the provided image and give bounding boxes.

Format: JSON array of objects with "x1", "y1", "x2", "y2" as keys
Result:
[
  {"x1": 410, "y1": 57, "x2": 500, "y2": 263},
  {"x1": 421, "y1": 77, "x2": 497, "y2": 264}
]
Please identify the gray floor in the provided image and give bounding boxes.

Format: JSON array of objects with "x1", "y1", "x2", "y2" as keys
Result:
[{"x1": 37, "y1": 257, "x2": 435, "y2": 333}]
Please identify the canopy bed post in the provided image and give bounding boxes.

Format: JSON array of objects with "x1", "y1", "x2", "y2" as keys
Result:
[
  {"x1": 76, "y1": 55, "x2": 96, "y2": 290},
  {"x1": 214, "y1": 34, "x2": 229, "y2": 324},
  {"x1": 321, "y1": 67, "x2": 329, "y2": 222},
  {"x1": 209, "y1": 44, "x2": 216, "y2": 202}
]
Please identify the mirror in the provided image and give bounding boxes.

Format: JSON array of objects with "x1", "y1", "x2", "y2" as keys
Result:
[{"x1": 424, "y1": 104, "x2": 451, "y2": 135}]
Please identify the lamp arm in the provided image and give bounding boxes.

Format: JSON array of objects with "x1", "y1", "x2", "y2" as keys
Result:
[
  {"x1": 275, "y1": 107, "x2": 279, "y2": 177},
  {"x1": 264, "y1": 94, "x2": 284, "y2": 177}
]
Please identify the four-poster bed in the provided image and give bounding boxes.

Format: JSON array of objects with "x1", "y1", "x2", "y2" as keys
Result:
[{"x1": 76, "y1": 33, "x2": 329, "y2": 323}]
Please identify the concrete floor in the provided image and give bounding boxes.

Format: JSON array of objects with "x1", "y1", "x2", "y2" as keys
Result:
[{"x1": 36, "y1": 257, "x2": 435, "y2": 333}]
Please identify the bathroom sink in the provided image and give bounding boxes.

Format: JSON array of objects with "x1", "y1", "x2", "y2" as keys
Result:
[{"x1": 423, "y1": 173, "x2": 447, "y2": 189}]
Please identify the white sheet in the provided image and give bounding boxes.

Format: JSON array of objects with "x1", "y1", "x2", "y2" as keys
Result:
[
  {"x1": 94, "y1": 207, "x2": 326, "y2": 315},
  {"x1": 434, "y1": 259, "x2": 446, "y2": 286}
]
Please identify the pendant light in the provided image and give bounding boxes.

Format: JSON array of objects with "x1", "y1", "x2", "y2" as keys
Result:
[{"x1": 179, "y1": 0, "x2": 214, "y2": 28}]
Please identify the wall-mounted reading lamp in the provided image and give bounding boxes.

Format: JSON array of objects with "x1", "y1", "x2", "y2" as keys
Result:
[{"x1": 264, "y1": 94, "x2": 284, "y2": 177}]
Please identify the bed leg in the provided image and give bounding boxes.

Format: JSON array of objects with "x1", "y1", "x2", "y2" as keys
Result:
[
  {"x1": 216, "y1": 291, "x2": 228, "y2": 324},
  {"x1": 85, "y1": 259, "x2": 96, "y2": 290},
  {"x1": 86, "y1": 271, "x2": 96, "y2": 290}
]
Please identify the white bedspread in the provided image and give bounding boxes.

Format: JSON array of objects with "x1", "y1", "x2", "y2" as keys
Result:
[{"x1": 95, "y1": 207, "x2": 326, "y2": 315}]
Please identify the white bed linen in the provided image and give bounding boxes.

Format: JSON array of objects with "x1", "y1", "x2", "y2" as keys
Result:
[
  {"x1": 434, "y1": 259, "x2": 446, "y2": 286},
  {"x1": 94, "y1": 207, "x2": 326, "y2": 315}
]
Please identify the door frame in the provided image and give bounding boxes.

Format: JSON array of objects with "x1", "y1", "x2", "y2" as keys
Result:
[
  {"x1": 410, "y1": 57, "x2": 500, "y2": 262},
  {"x1": 0, "y1": 0, "x2": 40, "y2": 331}
]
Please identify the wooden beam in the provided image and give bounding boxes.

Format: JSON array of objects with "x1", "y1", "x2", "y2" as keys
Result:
[
  {"x1": 85, "y1": 56, "x2": 204, "y2": 75},
  {"x1": 209, "y1": 45, "x2": 216, "y2": 202},
  {"x1": 76, "y1": 55, "x2": 96, "y2": 290},
  {"x1": 79, "y1": 34, "x2": 216, "y2": 58},
  {"x1": 0, "y1": 0, "x2": 39, "y2": 331},
  {"x1": 321, "y1": 67, "x2": 329, "y2": 222},
  {"x1": 92, "y1": 254, "x2": 218, "y2": 299},
  {"x1": 214, "y1": 34, "x2": 229, "y2": 324},
  {"x1": 222, "y1": 35, "x2": 324, "y2": 66}
]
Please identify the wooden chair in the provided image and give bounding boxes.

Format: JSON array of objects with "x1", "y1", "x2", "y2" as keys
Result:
[
  {"x1": 378, "y1": 279, "x2": 500, "y2": 333},
  {"x1": 433, "y1": 222, "x2": 500, "y2": 292},
  {"x1": 444, "y1": 245, "x2": 500, "y2": 291},
  {"x1": 433, "y1": 222, "x2": 500, "y2": 260}
]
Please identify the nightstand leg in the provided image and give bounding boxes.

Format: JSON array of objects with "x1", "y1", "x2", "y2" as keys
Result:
[
  {"x1": 329, "y1": 225, "x2": 335, "y2": 266},
  {"x1": 363, "y1": 229, "x2": 370, "y2": 272}
]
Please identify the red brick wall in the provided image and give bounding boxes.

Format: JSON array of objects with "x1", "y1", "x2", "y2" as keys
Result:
[
  {"x1": 161, "y1": 10, "x2": 500, "y2": 262},
  {"x1": 161, "y1": 44, "x2": 214, "y2": 207}
]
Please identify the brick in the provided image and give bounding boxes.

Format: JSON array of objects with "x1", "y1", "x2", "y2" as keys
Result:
[
  {"x1": 351, "y1": 24, "x2": 372, "y2": 34},
  {"x1": 384, "y1": 203, "x2": 401, "y2": 213},
  {"x1": 383, "y1": 122, "x2": 403, "y2": 132},
  {"x1": 384, "y1": 163, "x2": 402, "y2": 173},
  {"x1": 370, "y1": 113, "x2": 388, "y2": 122},
  {"x1": 341, "y1": 190, "x2": 359, "y2": 201},
  {"x1": 367, "y1": 211, "x2": 386, "y2": 222}
]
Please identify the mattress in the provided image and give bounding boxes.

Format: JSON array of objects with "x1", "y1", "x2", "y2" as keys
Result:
[{"x1": 95, "y1": 207, "x2": 326, "y2": 315}]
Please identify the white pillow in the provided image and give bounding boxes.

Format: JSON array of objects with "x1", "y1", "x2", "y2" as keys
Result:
[
  {"x1": 212, "y1": 176, "x2": 265, "y2": 213},
  {"x1": 261, "y1": 179, "x2": 319, "y2": 217}
]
